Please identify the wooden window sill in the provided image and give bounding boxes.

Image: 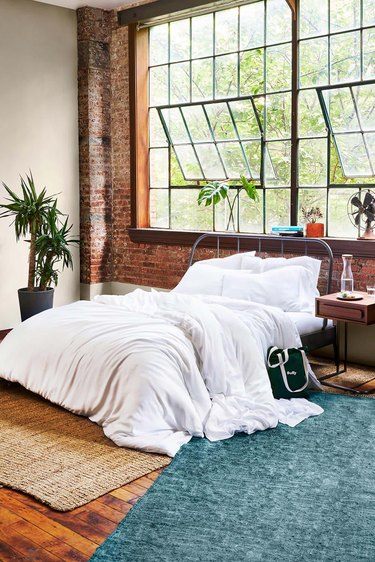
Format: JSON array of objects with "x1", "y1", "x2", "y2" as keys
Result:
[{"x1": 128, "y1": 228, "x2": 375, "y2": 258}]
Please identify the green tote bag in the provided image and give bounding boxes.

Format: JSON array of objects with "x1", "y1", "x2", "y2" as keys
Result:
[{"x1": 267, "y1": 346, "x2": 309, "y2": 399}]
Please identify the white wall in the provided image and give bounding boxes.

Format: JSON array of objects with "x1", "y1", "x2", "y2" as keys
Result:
[{"x1": 0, "y1": 0, "x2": 79, "y2": 328}]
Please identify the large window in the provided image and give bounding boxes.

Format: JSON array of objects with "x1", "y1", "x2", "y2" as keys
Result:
[
  {"x1": 298, "y1": 0, "x2": 375, "y2": 237},
  {"x1": 143, "y1": 0, "x2": 375, "y2": 236}
]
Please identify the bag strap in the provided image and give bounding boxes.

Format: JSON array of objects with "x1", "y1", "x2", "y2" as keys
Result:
[
  {"x1": 267, "y1": 346, "x2": 289, "y2": 368},
  {"x1": 278, "y1": 349, "x2": 309, "y2": 393}
]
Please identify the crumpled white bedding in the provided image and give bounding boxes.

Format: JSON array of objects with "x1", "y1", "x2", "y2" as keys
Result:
[{"x1": 0, "y1": 290, "x2": 322, "y2": 456}]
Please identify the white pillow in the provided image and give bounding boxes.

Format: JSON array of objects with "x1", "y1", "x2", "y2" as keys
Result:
[
  {"x1": 222, "y1": 266, "x2": 316, "y2": 313},
  {"x1": 196, "y1": 254, "x2": 321, "y2": 290},
  {"x1": 173, "y1": 262, "x2": 225, "y2": 296},
  {"x1": 198, "y1": 251, "x2": 256, "y2": 269},
  {"x1": 262, "y1": 256, "x2": 321, "y2": 288},
  {"x1": 173, "y1": 263, "x2": 316, "y2": 313}
]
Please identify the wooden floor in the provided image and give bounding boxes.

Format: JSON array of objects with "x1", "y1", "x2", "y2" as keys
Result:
[{"x1": 0, "y1": 470, "x2": 160, "y2": 561}]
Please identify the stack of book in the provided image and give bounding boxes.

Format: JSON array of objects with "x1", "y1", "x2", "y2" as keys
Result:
[{"x1": 271, "y1": 226, "x2": 304, "y2": 237}]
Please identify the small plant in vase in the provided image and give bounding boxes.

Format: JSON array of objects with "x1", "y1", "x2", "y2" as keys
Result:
[
  {"x1": 301, "y1": 206, "x2": 324, "y2": 238},
  {"x1": 197, "y1": 175, "x2": 258, "y2": 231}
]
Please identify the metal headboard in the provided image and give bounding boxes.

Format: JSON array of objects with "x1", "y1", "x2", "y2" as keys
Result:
[{"x1": 188, "y1": 233, "x2": 334, "y2": 296}]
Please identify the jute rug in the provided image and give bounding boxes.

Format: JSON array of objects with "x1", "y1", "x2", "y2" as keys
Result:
[
  {"x1": 310, "y1": 358, "x2": 375, "y2": 396},
  {"x1": 0, "y1": 381, "x2": 170, "y2": 511}
]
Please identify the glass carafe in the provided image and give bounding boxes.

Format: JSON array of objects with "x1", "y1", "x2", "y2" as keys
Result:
[{"x1": 340, "y1": 254, "x2": 354, "y2": 293}]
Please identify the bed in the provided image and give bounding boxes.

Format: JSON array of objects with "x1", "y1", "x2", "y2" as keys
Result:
[
  {"x1": 188, "y1": 233, "x2": 338, "y2": 367},
  {"x1": 0, "y1": 235, "x2": 331, "y2": 457}
]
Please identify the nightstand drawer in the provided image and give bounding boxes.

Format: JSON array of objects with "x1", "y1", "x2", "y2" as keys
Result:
[{"x1": 317, "y1": 302, "x2": 365, "y2": 322}]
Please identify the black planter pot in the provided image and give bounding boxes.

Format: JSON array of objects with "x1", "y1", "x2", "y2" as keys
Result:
[{"x1": 18, "y1": 287, "x2": 54, "y2": 322}]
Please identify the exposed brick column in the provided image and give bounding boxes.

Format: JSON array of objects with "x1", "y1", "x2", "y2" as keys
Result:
[
  {"x1": 77, "y1": 7, "x2": 112, "y2": 286},
  {"x1": 110, "y1": 16, "x2": 131, "y2": 282}
]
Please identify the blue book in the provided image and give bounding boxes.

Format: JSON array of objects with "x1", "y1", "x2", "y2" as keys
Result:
[{"x1": 271, "y1": 226, "x2": 303, "y2": 232}]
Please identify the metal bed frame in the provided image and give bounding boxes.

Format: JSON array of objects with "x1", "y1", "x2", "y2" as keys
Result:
[{"x1": 188, "y1": 233, "x2": 339, "y2": 370}]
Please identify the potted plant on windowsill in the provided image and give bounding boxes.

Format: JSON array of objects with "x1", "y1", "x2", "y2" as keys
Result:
[
  {"x1": 302, "y1": 206, "x2": 324, "y2": 238},
  {"x1": 197, "y1": 175, "x2": 258, "y2": 231},
  {"x1": 0, "y1": 172, "x2": 79, "y2": 321}
]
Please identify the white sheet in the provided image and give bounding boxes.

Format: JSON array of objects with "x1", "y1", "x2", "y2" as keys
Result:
[
  {"x1": 287, "y1": 311, "x2": 334, "y2": 336},
  {"x1": 0, "y1": 291, "x2": 322, "y2": 456}
]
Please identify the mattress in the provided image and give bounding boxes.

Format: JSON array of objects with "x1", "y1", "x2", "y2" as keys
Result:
[{"x1": 287, "y1": 312, "x2": 333, "y2": 337}]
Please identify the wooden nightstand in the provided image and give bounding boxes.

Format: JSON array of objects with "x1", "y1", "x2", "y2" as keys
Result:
[
  {"x1": 316, "y1": 292, "x2": 375, "y2": 394},
  {"x1": 0, "y1": 329, "x2": 11, "y2": 343}
]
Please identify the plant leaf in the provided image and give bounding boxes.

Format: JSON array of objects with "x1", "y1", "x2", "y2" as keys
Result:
[{"x1": 198, "y1": 181, "x2": 229, "y2": 207}]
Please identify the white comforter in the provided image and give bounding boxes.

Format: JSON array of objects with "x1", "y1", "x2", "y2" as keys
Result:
[{"x1": 0, "y1": 290, "x2": 322, "y2": 456}]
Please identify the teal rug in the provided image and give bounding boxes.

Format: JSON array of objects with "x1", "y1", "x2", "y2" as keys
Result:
[{"x1": 91, "y1": 394, "x2": 375, "y2": 561}]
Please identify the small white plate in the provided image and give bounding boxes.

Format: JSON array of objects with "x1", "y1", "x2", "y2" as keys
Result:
[{"x1": 337, "y1": 293, "x2": 363, "y2": 301}]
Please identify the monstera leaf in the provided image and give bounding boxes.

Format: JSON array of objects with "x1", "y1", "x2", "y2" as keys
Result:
[
  {"x1": 197, "y1": 181, "x2": 229, "y2": 207},
  {"x1": 240, "y1": 175, "x2": 259, "y2": 202}
]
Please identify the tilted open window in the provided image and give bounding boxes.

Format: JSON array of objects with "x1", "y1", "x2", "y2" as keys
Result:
[
  {"x1": 317, "y1": 81, "x2": 375, "y2": 178},
  {"x1": 157, "y1": 96, "x2": 275, "y2": 182}
]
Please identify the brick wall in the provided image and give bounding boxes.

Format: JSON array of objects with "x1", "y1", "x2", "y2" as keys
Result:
[
  {"x1": 78, "y1": 7, "x2": 112, "y2": 284},
  {"x1": 77, "y1": 7, "x2": 375, "y2": 294}
]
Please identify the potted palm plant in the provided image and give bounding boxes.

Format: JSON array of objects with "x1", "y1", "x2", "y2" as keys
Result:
[{"x1": 0, "y1": 172, "x2": 79, "y2": 321}]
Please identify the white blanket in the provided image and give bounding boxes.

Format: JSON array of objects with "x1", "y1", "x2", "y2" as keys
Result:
[{"x1": 0, "y1": 290, "x2": 322, "y2": 456}]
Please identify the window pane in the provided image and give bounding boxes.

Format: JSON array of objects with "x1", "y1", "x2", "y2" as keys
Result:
[
  {"x1": 330, "y1": 138, "x2": 375, "y2": 184},
  {"x1": 161, "y1": 108, "x2": 189, "y2": 144},
  {"x1": 330, "y1": 0, "x2": 360, "y2": 34},
  {"x1": 174, "y1": 145, "x2": 202, "y2": 180},
  {"x1": 217, "y1": 142, "x2": 249, "y2": 178},
  {"x1": 265, "y1": 141, "x2": 291, "y2": 186},
  {"x1": 266, "y1": 43, "x2": 292, "y2": 92},
  {"x1": 171, "y1": 189, "x2": 213, "y2": 230},
  {"x1": 335, "y1": 133, "x2": 372, "y2": 176},
  {"x1": 265, "y1": 189, "x2": 291, "y2": 231},
  {"x1": 214, "y1": 192, "x2": 238, "y2": 232},
  {"x1": 363, "y1": 28, "x2": 375, "y2": 80},
  {"x1": 192, "y1": 58, "x2": 213, "y2": 102},
  {"x1": 215, "y1": 54, "x2": 238, "y2": 98},
  {"x1": 299, "y1": 37, "x2": 328, "y2": 87},
  {"x1": 328, "y1": 188, "x2": 360, "y2": 236},
  {"x1": 298, "y1": 138, "x2": 328, "y2": 186},
  {"x1": 240, "y1": 49, "x2": 264, "y2": 96},
  {"x1": 299, "y1": 0, "x2": 328, "y2": 39},
  {"x1": 364, "y1": 133, "x2": 375, "y2": 171},
  {"x1": 194, "y1": 144, "x2": 226, "y2": 179},
  {"x1": 298, "y1": 89, "x2": 327, "y2": 137},
  {"x1": 323, "y1": 88, "x2": 360, "y2": 133},
  {"x1": 266, "y1": 0, "x2": 292, "y2": 45},
  {"x1": 149, "y1": 66, "x2": 169, "y2": 106},
  {"x1": 240, "y1": 3, "x2": 264, "y2": 50},
  {"x1": 170, "y1": 149, "x2": 186, "y2": 185},
  {"x1": 242, "y1": 141, "x2": 262, "y2": 179},
  {"x1": 330, "y1": 31, "x2": 361, "y2": 84},
  {"x1": 182, "y1": 105, "x2": 212, "y2": 142},
  {"x1": 149, "y1": 108, "x2": 168, "y2": 147},
  {"x1": 215, "y1": 8, "x2": 238, "y2": 55},
  {"x1": 298, "y1": 189, "x2": 326, "y2": 229},
  {"x1": 205, "y1": 103, "x2": 237, "y2": 141},
  {"x1": 363, "y1": 0, "x2": 375, "y2": 26},
  {"x1": 150, "y1": 189, "x2": 169, "y2": 228},
  {"x1": 150, "y1": 148, "x2": 169, "y2": 187},
  {"x1": 170, "y1": 63, "x2": 190, "y2": 104},
  {"x1": 229, "y1": 99, "x2": 261, "y2": 139},
  {"x1": 149, "y1": 24, "x2": 168, "y2": 66},
  {"x1": 170, "y1": 19, "x2": 190, "y2": 62},
  {"x1": 239, "y1": 189, "x2": 264, "y2": 233},
  {"x1": 192, "y1": 14, "x2": 213, "y2": 58},
  {"x1": 265, "y1": 93, "x2": 291, "y2": 140}
]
